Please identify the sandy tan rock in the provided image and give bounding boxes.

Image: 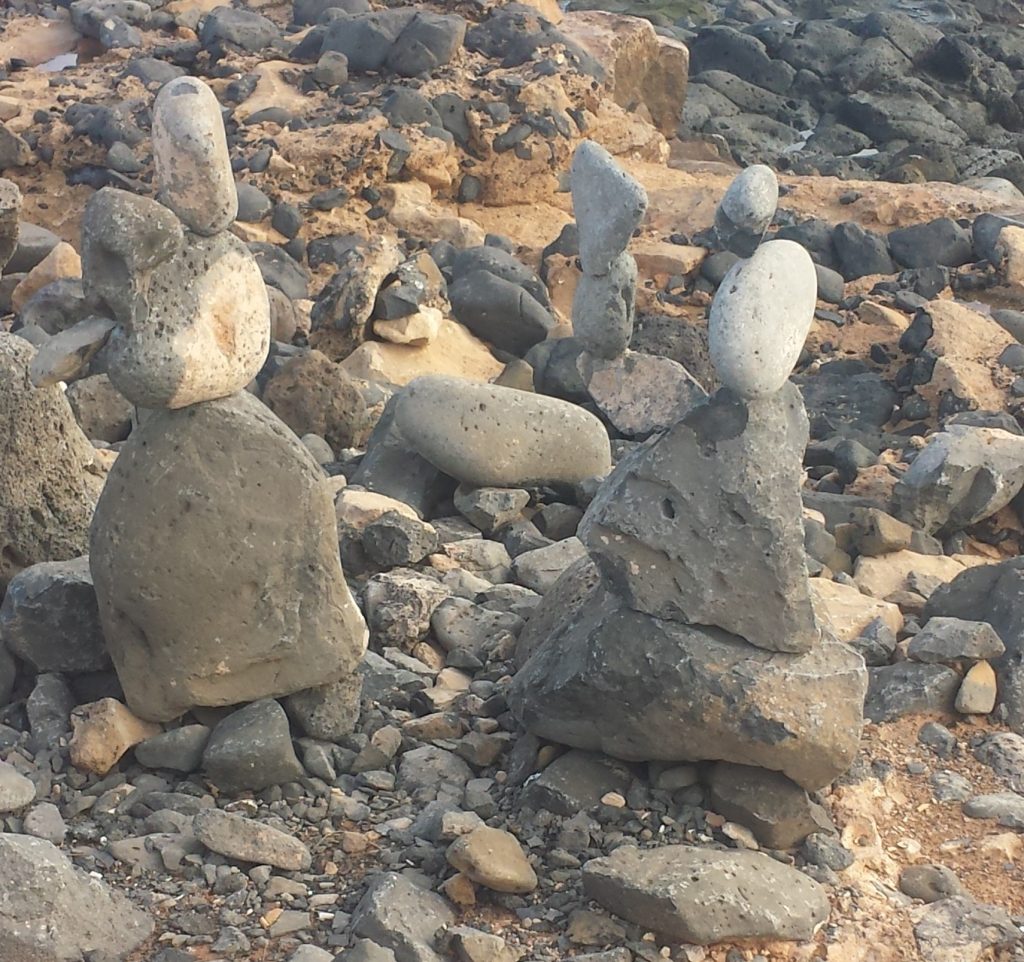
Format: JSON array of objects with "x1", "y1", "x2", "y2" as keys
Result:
[
  {"x1": 915, "y1": 300, "x2": 1015, "y2": 416},
  {"x1": 853, "y1": 550, "x2": 970, "y2": 599},
  {"x1": 446, "y1": 826, "x2": 538, "y2": 894},
  {"x1": 564, "y1": 11, "x2": 689, "y2": 135},
  {"x1": 69, "y1": 698, "x2": 161, "y2": 776},
  {"x1": 11, "y1": 241, "x2": 80, "y2": 313},
  {"x1": 810, "y1": 577, "x2": 904, "y2": 640},
  {"x1": 384, "y1": 182, "x2": 485, "y2": 248},
  {"x1": 340, "y1": 320, "x2": 503, "y2": 385},
  {"x1": 1000, "y1": 225, "x2": 1024, "y2": 286},
  {"x1": 956, "y1": 660, "x2": 997, "y2": 714},
  {"x1": 374, "y1": 307, "x2": 443, "y2": 346},
  {"x1": 336, "y1": 489, "x2": 419, "y2": 531},
  {"x1": 631, "y1": 240, "x2": 706, "y2": 280}
]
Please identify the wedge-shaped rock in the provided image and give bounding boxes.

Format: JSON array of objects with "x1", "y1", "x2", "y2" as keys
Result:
[
  {"x1": 893, "y1": 424, "x2": 1024, "y2": 534},
  {"x1": 582, "y1": 845, "x2": 828, "y2": 944},
  {"x1": 581, "y1": 382, "x2": 818, "y2": 652},
  {"x1": 90, "y1": 391, "x2": 367, "y2": 722},
  {"x1": 508, "y1": 580, "x2": 865, "y2": 790}
]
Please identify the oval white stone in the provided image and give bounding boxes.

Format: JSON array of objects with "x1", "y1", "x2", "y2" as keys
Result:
[
  {"x1": 152, "y1": 77, "x2": 237, "y2": 236},
  {"x1": 719, "y1": 164, "x2": 778, "y2": 232},
  {"x1": 708, "y1": 239, "x2": 817, "y2": 400}
]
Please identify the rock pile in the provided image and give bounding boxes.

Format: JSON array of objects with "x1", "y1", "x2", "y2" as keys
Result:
[
  {"x1": 83, "y1": 76, "x2": 368, "y2": 723},
  {"x1": 511, "y1": 238, "x2": 867, "y2": 792}
]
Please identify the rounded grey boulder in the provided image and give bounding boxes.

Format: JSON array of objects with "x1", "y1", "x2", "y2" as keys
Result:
[
  {"x1": 394, "y1": 375, "x2": 612, "y2": 488},
  {"x1": 89, "y1": 391, "x2": 368, "y2": 722},
  {"x1": 715, "y1": 163, "x2": 778, "y2": 256}
]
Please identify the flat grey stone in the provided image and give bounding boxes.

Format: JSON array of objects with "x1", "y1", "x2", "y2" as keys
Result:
[
  {"x1": 193, "y1": 808, "x2": 311, "y2": 870},
  {"x1": 582, "y1": 845, "x2": 828, "y2": 943}
]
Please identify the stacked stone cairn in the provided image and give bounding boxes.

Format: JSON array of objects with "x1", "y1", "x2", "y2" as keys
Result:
[
  {"x1": 570, "y1": 140, "x2": 707, "y2": 438},
  {"x1": 60, "y1": 76, "x2": 367, "y2": 728},
  {"x1": 510, "y1": 238, "x2": 868, "y2": 793}
]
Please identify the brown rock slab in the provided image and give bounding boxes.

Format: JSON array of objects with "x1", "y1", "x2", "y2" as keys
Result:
[{"x1": 446, "y1": 825, "x2": 538, "y2": 893}]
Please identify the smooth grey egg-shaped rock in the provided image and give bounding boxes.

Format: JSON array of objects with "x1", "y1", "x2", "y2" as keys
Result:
[
  {"x1": 715, "y1": 164, "x2": 778, "y2": 256},
  {"x1": 718, "y1": 164, "x2": 778, "y2": 232},
  {"x1": 394, "y1": 375, "x2": 612, "y2": 487},
  {"x1": 152, "y1": 76, "x2": 237, "y2": 236},
  {"x1": 708, "y1": 239, "x2": 816, "y2": 400},
  {"x1": 570, "y1": 140, "x2": 648, "y2": 276}
]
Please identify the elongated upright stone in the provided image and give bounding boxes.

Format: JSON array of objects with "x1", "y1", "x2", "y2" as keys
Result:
[
  {"x1": 708, "y1": 239, "x2": 817, "y2": 401},
  {"x1": 570, "y1": 140, "x2": 648, "y2": 276},
  {"x1": 152, "y1": 76, "x2": 238, "y2": 235}
]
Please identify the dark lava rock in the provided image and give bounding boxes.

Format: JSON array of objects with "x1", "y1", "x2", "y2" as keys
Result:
[
  {"x1": 887, "y1": 218, "x2": 974, "y2": 269},
  {"x1": 833, "y1": 222, "x2": 895, "y2": 280}
]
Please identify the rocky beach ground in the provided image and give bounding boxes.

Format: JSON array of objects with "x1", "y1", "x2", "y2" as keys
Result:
[{"x1": 5, "y1": 0, "x2": 1024, "y2": 960}]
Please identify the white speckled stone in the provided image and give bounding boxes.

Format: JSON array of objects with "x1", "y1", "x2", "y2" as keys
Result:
[
  {"x1": 105, "y1": 231, "x2": 270, "y2": 409},
  {"x1": 719, "y1": 164, "x2": 778, "y2": 233},
  {"x1": 708, "y1": 239, "x2": 816, "y2": 399},
  {"x1": 152, "y1": 77, "x2": 237, "y2": 236}
]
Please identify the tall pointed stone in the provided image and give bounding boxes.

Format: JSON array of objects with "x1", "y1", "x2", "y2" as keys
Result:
[{"x1": 581, "y1": 382, "x2": 819, "y2": 653}]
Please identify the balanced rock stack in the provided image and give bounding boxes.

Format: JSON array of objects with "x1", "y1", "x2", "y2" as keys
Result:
[
  {"x1": 570, "y1": 140, "x2": 706, "y2": 438},
  {"x1": 510, "y1": 239, "x2": 868, "y2": 792},
  {"x1": 84, "y1": 77, "x2": 367, "y2": 724}
]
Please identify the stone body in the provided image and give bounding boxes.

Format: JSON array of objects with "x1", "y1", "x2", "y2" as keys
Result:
[
  {"x1": 395, "y1": 375, "x2": 612, "y2": 487},
  {"x1": 708, "y1": 240, "x2": 817, "y2": 400},
  {"x1": 572, "y1": 251, "x2": 637, "y2": 358},
  {"x1": 581, "y1": 383, "x2": 819, "y2": 653},
  {"x1": 104, "y1": 230, "x2": 270, "y2": 409},
  {"x1": 89, "y1": 391, "x2": 367, "y2": 722},
  {"x1": 508, "y1": 580, "x2": 865, "y2": 790},
  {"x1": 0, "y1": 334, "x2": 100, "y2": 590},
  {"x1": 152, "y1": 76, "x2": 238, "y2": 235}
]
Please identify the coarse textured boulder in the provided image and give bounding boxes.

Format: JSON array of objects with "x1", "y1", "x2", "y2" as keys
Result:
[
  {"x1": 0, "y1": 834, "x2": 154, "y2": 962},
  {"x1": 581, "y1": 383, "x2": 818, "y2": 653},
  {"x1": 0, "y1": 334, "x2": 100, "y2": 590},
  {"x1": 582, "y1": 845, "x2": 829, "y2": 944},
  {"x1": 509, "y1": 580, "x2": 866, "y2": 790},
  {"x1": 102, "y1": 229, "x2": 270, "y2": 410},
  {"x1": 90, "y1": 391, "x2": 367, "y2": 722}
]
